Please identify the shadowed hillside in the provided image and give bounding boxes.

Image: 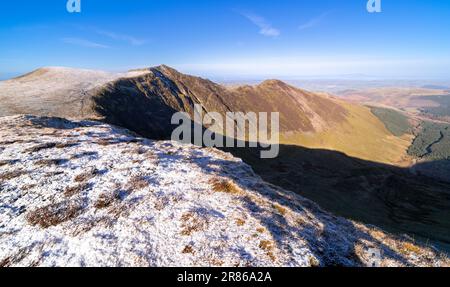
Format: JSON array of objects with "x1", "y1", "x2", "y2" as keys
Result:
[{"x1": 223, "y1": 144, "x2": 450, "y2": 252}]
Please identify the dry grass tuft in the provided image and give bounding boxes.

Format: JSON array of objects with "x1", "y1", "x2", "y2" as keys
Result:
[
  {"x1": 126, "y1": 176, "x2": 150, "y2": 190},
  {"x1": 64, "y1": 182, "x2": 90, "y2": 197},
  {"x1": 96, "y1": 139, "x2": 115, "y2": 146},
  {"x1": 154, "y1": 197, "x2": 168, "y2": 211},
  {"x1": 0, "y1": 140, "x2": 20, "y2": 146},
  {"x1": 259, "y1": 240, "x2": 276, "y2": 262},
  {"x1": 400, "y1": 242, "x2": 422, "y2": 255},
  {"x1": 94, "y1": 193, "x2": 116, "y2": 209},
  {"x1": 259, "y1": 240, "x2": 273, "y2": 251},
  {"x1": 0, "y1": 256, "x2": 12, "y2": 267},
  {"x1": 180, "y1": 212, "x2": 208, "y2": 236},
  {"x1": 23, "y1": 184, "x2": 37, "y2": 190},
  {"x1": 296, "y1": 217, "x2": 307, "y2": 226},
  {"x1": 273, "y1": 204, "x2": 288, "y2": 216},
  {"x1": 236, "y1": 218, "x2": 246, "y2": 226},
  {"x1": 47, "y1": 171, "x2": 64, "y2": 177},
  {"x1": 34, "y1": 158, "x2": 68, "y2": 167},
  {"x1": 0, "y1": 170, "x2": 26, "y2": 181},
  {"x1": 55, "y1": 142, "x2": 78, "y2": 149},
  {"x1": 208, "y1": 258, "x2": 225, "y2": 267},
  {"x1": 182, "y1": 245, "x2": 195, "y2": 254},
  {"x1": 26, "y1": 200, "x2": 83, "y2": 228},
  {"x1": 0, "y1": 160, "x2": 16, "y2": 167},
  {"x1": 108, "y1": 203, "x2": 130, "y2": 219},
  {"x1": 25, "y1": 142, "x2": 58, "y2": 153},
  {"x1": 369, "y1": 229, "x2": 386, "y2": 240},
  {"x1": 74, "y1": 168, "x2": 100, "y2": 183},
  {"x1": 0, "y1": 249, "x2": 29, "y2": 267},
  {"x1": 210, "y1": 178, "x2": 241, "y2": 195}
]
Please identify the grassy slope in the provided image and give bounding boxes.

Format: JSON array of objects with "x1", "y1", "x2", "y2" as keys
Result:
[{"x1": 281, "y1": 102, "x2": 413, "y2": 165}]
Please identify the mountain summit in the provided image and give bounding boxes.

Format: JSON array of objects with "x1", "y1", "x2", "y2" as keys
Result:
[{"x1": 0, "y1": 66, "x2": 409, "y2": 163}]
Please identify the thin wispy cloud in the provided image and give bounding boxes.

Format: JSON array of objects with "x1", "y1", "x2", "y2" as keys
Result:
[
  {"x1": 62, "y1": 37, "x2": 109, "y2": 49},
  {"x1": 298, "y1": 12, "x2": 330, "y2": 31},
  {"x1": 240, "y1": 12, "x2": 280, "y2": 38},
  {"x1": 94, "y1": 29, "x2": 146, "y2": 46}
]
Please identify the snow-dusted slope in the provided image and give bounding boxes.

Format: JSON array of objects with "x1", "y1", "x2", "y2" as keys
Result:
[
  {"x1": 0, "y1": 67, "x2": 149, "y2": 118},
  {"x1": 0, "y1": 115, "x2": 448, "y2": 267}
]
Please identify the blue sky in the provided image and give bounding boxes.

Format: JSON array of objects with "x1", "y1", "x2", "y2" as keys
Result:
[{"x1": 1, "y1": 0, "x2": 450, "y2": 80}]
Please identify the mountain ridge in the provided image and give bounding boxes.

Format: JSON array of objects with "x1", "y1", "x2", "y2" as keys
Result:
[{"x1": 0, "y1": 65, "x2": 411, "y2": 164}]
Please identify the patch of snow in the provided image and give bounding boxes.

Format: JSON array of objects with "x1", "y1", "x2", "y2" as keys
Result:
[
  {"x1": 0, "y1": 115, "x2": 448, "y2": 267},
  {"x1": 0, "y1": 68, "x2": 151, "y2": 118}
]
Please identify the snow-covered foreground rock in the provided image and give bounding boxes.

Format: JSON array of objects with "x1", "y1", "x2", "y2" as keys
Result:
[{"x1": 0, "y1": 115, "x2": 448, "y2": 267}]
